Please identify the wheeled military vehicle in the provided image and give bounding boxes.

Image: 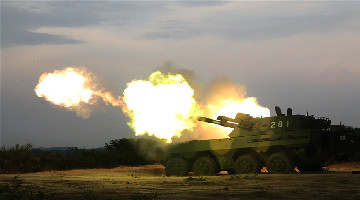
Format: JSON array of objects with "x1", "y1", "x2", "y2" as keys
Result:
[{"x1": 163, "y1": 106, "x2": 357, "y2": 175}]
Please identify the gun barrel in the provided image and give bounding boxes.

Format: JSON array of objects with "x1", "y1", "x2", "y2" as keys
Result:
[
  {"x1": 197, "y1": 115, "x2": 252, "y2": 130},
  {"x1": 197, "y1": 117, "x2": 221, "y2": 125},
  {"x1": 197, "y1": 116, "x2": 239, "y2": 128}
]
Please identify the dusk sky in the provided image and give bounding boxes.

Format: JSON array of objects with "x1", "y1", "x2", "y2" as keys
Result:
[{"x1": 1, "y1": 1, "x2": 359, "y2": 148}]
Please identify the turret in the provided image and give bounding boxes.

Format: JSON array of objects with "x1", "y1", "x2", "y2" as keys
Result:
[{"x1": 197, "y1": 113, "x2": 254, "y2": 137}]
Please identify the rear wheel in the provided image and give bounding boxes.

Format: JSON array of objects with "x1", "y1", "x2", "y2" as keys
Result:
[
  {"x1": 266, "y1": 152, "x2": 294, "y2": 174},
  {"x1": 234, "y1": 154, "x2": 261, "y2": 174},
  {"x1": 193, "y1": 157, "x2": 218, "y2": 176},
  {"x1": 166, "y1": 157, "x2": 189, "y2": 176}
]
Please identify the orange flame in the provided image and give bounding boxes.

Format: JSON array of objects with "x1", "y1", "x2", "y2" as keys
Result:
[
  {"x1": 35, "y1": 68, "x2": 94, "y2": 107},
  {"x1": 207, "y1": 97, "x2": 270, "y2": 119},
  {"x1": 35, "y1": 67, "x2": 124, "y2": 117},
  {"x1": 94, "y1": 90, "x2": 125, "y2": 107},
  {"x1": 122, "y1": 71, "x2": 200, "y2": 142},
  {"x1": 35, "y1": 67, "x2": 270, "y2": 142},
  {"x1": 189, "y1": 78, "x2": 270, "y2": 139}
]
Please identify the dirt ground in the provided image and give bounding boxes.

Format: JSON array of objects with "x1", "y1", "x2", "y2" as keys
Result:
[{"x1": 1, "y1": 162, "x2": 360, "y2": 200}]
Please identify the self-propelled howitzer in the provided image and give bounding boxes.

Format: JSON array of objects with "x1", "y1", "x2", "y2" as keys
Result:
[{"x1": 163, "y1": 107, "x2": 357, "y2": 175}]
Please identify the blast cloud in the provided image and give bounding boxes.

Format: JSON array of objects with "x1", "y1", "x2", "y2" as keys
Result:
[
  {"x1": 34, "y1": 67, "x2": 124, "y2": 119},
  {"x1": 171, "y1": 76, "x2": 249, "y2": 143},
  {"x1": 34, "y1": 64, "x2": 268, "y2": 145},
  {"x1": 154, "y1": 61, "x2": 267, "y2": 143}
]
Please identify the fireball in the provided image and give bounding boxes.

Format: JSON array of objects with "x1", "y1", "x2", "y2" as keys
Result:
[
  {"x1": 35, "y1": 67, "x2": 94, "y2": 107},
  {"x1": 35, "y1": 67, "x2": 270, "y2": 143},
  {"x1": 208, "y1": 97, "x2": 270, "y2": 119},
  {"x1": 123, "y1": 71, "x2": 199, "y2": 142},
  {"x1": 35, "y1": 67, "x2": 124, "y2": 111}
]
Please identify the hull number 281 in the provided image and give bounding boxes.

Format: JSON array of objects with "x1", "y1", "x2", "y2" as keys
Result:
[{"x1": 270, "y1": 121, "x2": 289, "y2": 128}]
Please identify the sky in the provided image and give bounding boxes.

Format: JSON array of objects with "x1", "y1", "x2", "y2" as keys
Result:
[{"x1": 1, "y1": 1, "x2": 360, "y2": 148}]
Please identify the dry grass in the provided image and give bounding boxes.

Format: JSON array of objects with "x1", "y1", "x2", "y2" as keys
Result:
[{"x1": 1, "y1": 162, "x2": 360, "y2": 199}]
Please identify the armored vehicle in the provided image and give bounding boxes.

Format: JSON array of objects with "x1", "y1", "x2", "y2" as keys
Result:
[{"x1": 164, "y1": 106, "x2": 357, "y2": 175}]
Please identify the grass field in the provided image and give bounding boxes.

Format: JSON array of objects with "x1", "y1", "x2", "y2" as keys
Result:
[{"x1": 1, "y1": 162, "x2": 360, "y2": 200}]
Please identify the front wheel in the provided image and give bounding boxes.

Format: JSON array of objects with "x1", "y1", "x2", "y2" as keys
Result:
[
  {"x1": 193, "y1": 156, "x2": 218, "y2": 176},
  {"x1": 166, "y1": 157, "x2": 189, "y2": 176},
  {"x1": 266, "y1": 152, "x2": 295, "y2": 174}
]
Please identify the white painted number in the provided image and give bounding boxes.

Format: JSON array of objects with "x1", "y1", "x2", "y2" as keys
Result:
[
  {"x1": 270, "y1": 122, "x2": 276, "y2": 128},
  {"x1": 270, "y1": 121, "x2": 289, "y2": 128}
]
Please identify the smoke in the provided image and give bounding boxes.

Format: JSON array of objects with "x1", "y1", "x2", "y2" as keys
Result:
[
  {"x1": 171, "y1": 122, "x2": 231, "y2": 143},
  {"x1": 35, "y1": 64, "x2": 268, "y2": 145},
  {"x1": 204, "y1": 77, "x2": 247, "y2": 112},
  {"x1": 155, "y1": 61, "x2": 204, "y2": 100},
  {"x1": 172, "y1": 75, "x2": 271, "y2": 143},
  {"x1": 129, "y1": 133, "x2": 167, "y2": 162},
  {"x1": 152, "y1": 62, "x2": 263, "y2": 143},
  {"x1": 67, "y1": 104, "x2": 92, "y2": 119},
  {"x1": 171, "y1": 77, "x2": 250, "y2": 143}
]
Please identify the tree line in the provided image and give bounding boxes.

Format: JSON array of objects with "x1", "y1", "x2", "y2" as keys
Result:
[{"x1": 0, "y1": 138, "x2": 165, "y2": 174}]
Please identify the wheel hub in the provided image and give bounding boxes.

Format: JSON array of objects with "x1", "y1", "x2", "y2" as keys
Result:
[
  {"x1": 198, "y1": 162, "x2": 209, "y2": 173},
  {"x1": 240, "y1": 160, "x2": 252, "y2": 172},
  {"x1": 272, "y1": 159, "x2": 285, "y2": 171}
]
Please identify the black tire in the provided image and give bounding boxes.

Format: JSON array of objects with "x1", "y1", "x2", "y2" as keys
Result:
[
  {"x1": 193, "y1": 156, "x2": 218, "y2": 176},
  {"x1": 234, "y1": 154, "x2": 261, "y2": 174},
  {"x1": 266, "y1": 152, "x2": 295, "y2": 174},
  {"x1": 165, "y1": 157, "x2": 189, "y2": 176}
]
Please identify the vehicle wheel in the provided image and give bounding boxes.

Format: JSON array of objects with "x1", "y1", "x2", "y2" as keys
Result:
[
  {"x1": 165, "y1": 157, "x2": 189, "y2": 176},
  {"x1": 266, "y1": 152, "x2": 294, "y2": 174},
  {"x1": 234, "y1": 154, "x2": 261, "y2": 174},
  {"x1": 193, "y1": 156, "x2": 218, "y2": 176}
]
